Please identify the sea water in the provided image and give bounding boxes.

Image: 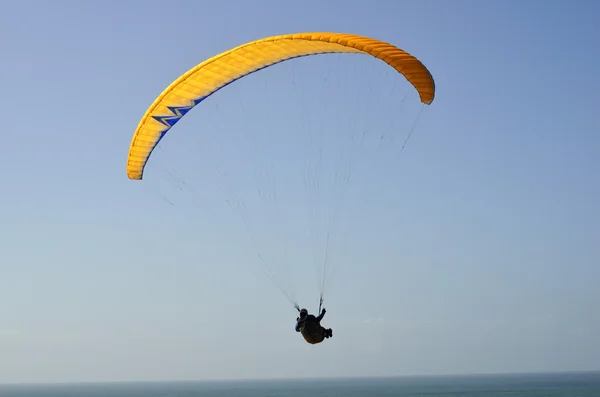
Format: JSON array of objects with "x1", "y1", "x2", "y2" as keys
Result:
[{"x1": 1, "y1": 372, "x2": 599, "y2": 397}]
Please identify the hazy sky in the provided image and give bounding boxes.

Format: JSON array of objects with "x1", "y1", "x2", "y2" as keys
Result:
[{"x1": 1, "y1": 0, "x2": 599, "y2": 384}]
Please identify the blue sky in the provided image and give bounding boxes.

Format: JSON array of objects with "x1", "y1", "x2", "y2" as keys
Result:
[{"x1": 1, "y1": 0, "x2": 599, "y2": 383}]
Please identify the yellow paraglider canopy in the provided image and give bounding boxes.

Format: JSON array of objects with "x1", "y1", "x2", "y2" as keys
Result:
[{"x1": 126, "y1": 32, "x2": 436, "y2": 181}]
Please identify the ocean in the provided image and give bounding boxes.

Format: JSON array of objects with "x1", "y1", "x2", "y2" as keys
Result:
[{"x1": 1, "y1": 372, "x2": 599, "y2": 397}]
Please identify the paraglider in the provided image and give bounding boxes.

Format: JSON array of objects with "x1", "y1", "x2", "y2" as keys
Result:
[
  {"x1": 125, "y1": 32, "x2": 436, "y2": 345},
  {"x1": 296, "y1": 307, "x2": 333, "y2": 344},
  {"x1": 125, "y1": 32, "x2": 435, "y2": 181}
]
